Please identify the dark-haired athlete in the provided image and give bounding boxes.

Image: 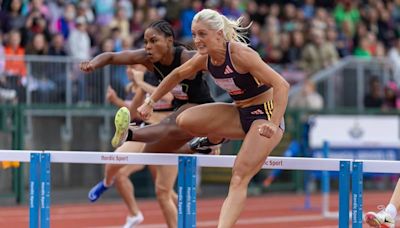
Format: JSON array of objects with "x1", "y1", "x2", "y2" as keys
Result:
[{"x1": 80, "y1": 20, "x2": 222, "y2": 228}]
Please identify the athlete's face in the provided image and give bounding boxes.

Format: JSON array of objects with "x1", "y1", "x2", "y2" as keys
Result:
[
  {"x1": 191, "y1": 21, "x2": 223, "y2": 55},
  {"x1": 144, "y1": 28, "x2": 173, "y2": 62}
]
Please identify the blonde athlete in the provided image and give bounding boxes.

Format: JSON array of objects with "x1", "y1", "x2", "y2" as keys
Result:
[{"x1": 138, "y1": 9, "x2": 289, "y2": 228}]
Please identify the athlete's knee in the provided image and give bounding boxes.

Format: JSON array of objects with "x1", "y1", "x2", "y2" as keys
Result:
[
  {"x1": 155, "y1": 184, "x2": 172, "y2": 202},
  {"x1": 176, "y1": 112, "x2": 199, "y2": 135},
  {"x1": 230, "y1": 165, "x2": 252, "y2": 188},
  {"x1": 114, "y1": 171, "x2": 130, "y2": 184}
]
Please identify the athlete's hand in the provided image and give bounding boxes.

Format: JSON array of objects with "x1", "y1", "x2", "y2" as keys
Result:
[
  {"x1": 131, "y1": 69, "x2": 144, "y2": 83},
  {"x1": 79, "y1": 61, "x2": 95, "y2": 73},
  {"x1": 137, "y1": 103, "x2": 153, "y2": 120},
  {"x1": 106, "y1": 86, "x2": 117, "y2": 103},
  {"x1": 258, "y1": 122, "x2": 278, "y2": 138}
]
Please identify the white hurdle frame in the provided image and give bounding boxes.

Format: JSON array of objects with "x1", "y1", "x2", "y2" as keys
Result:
[{"x1": 0, "y1": 150, "x2": 352, "y2": 228}]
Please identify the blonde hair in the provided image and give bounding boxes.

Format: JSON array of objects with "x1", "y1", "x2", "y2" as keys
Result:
[{"x1": 193, "y1": 9, "x2": 251, "y2": 44}]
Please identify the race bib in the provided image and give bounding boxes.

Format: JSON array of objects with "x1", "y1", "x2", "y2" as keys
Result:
[
  {"x1": 171, "y1": 84, "x2": 189, "y2": 100},
  {"x1": 213, "y1": 78, "x2": 244, "y2": 95}
]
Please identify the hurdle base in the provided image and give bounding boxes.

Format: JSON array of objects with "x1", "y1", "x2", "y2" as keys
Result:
[{"x1": 323, "y1": 211, "x2": 353, "y2": 220}]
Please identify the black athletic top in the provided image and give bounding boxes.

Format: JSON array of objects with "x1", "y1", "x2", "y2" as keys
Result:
[
  {"x1": 207, "y1": 42, "x2": 269, "y2": 101},
  {"x1": 143, "y1": 72, "x2": 174, "y2": 111},
  {"x1": 152, "y1": 46, "x2": 214, "y2": 108}
]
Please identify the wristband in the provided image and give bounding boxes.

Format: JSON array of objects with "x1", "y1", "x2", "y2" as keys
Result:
[{"x1": 144, "y1": 97, "x2": 155, "y2": 107}]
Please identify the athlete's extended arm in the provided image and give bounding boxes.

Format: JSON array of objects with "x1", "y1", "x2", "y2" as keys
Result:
[{"x1": 80, "y1": 49, "x2": 149, "y2": 73}]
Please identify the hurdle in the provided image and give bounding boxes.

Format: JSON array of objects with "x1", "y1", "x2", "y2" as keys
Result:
[
  {"x1": 351, "y1": 159, "x2": 400, "y2": 228},
  {"x1": 0, "y1": 150, "x2": 352, "y2": 228}
]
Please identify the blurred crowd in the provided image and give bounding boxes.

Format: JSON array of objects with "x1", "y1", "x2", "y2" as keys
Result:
[{"x1": 0, "y1": 0, "x2": 399, "y2": 110}]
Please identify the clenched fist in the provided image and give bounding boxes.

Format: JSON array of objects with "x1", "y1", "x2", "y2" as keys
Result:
[
  {"x1": 258, "y1": 122, "x2": 278, "y2": 138},
  {"x1": 137, "y1": 103, "x2": 153, "y2": 120},
  {"x1": 79, "y1": 61, "x2": 95, "y2": 73}
]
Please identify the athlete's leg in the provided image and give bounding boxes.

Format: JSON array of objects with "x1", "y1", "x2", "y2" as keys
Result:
[
  {"x1": 154, "y1": 165, "x2": 178, "y2": 228},
  {"x1": 142, "y1": 137, "x2": 187, "y2": 228},
  {"x1": 365, "y1": 178, "x2": 399, "y2": 227},
  {"x1": 104, "y1": 142, "x2": 145, "y2": 186},
  {"x1": 388, "y1": 179, "x2": 400, "y2": 211},
  {"x1": 128, "y1": 104, "x2": 196, "y2": 143},
  {"x1": 175, "y1": 103, "x2": 283, "y2": 227},
  {"x1": 148, "y1": 165, "x2": 178, "y2": 207},
  {"x1": 218, "y1": 121, "x2": 283, "y2": 228},
  {"x1": 176, "y1": 102, "x2": 245, "y2": 139},
  {"x1": 88, "y1": 142, "x2": 145, "y2": 202},
  {"x1": 115, "y1": 164, "x2": 145, "y2": 217}
]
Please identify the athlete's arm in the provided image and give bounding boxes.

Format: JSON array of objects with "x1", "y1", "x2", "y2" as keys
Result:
[
  {"x1": 179, "y1": 49, "x2": 199, "y2": 80},
  {"x1": 233, "y1": 44, "x2": 290, "y2": 127},
  {"x1": 129, "y1": 87, "x2": 146, "y2": 120},
  {"x1": 80, "y1": 49, "x2": 149, "y2": 73},
  {"x1": 106, "y1": 86, "x2": 127, "y2": 108},
  {"x1": 132, "y1": 69, "x2": 174, "y2": 103}
]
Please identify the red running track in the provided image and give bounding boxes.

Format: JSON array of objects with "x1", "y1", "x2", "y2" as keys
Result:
[{"x1": 0, "y1": 191, "x2": 392, "y2": 228}]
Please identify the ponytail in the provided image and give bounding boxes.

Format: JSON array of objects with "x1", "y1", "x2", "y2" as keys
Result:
[
  {"x1": 220, "y1": 15, "x2": 251, "y2": 44},
  {"x1": 193, "y1": 9, "x2": 251, "y2": 44}
]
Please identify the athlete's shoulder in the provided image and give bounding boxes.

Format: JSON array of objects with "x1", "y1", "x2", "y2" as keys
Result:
[
  {"x1": 181, "y1": 49, "x2": 197, "y2": 62},
  {"x1": 229, "y1": 42, "x2": 254, "y2": 55},
  {"x1": 229, "y1": 42, "x2": 260, "y2": 70}
]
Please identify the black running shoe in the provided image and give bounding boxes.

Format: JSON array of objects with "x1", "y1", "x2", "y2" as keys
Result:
[{"x1": 189, "y1": 137, "x2": 227, "y2": 154}]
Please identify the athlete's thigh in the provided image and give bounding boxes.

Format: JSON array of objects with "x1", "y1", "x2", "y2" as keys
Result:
[
  {"x1": 154, "y1": 165, "x2": 178, "y2": 190},
  {"x1": 116, "y1": 141, "x2": 145, "y2": 153},
  {"x1": 143, "y1": 137, "x2": 189, "y2": 153},
  {"x1": 146, "y1": 111, "x2": 172, "y2": 125},
  {"x1": 158, "y1": 103, "x2": 197, "y2": 125},
  {"x1": 177, "y1": 102, "x2": 245, "y2": 139},
  {"x1": 234, "y1": 119, "x2": 283, "y2": 176},
  {"x1": 115, "y1": 141, "x2": 146, "y2": 175}
]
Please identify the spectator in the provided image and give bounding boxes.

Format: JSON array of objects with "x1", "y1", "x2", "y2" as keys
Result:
[
  {"x1": 56, "y1": 3, "x2": 76, "y2": 39},
  {"x1": 333, "y1": 0, "x2": 360, "y2": 33},
  {"x1": 382, "y1": 81, "x2": 400, "y2": 110},
  {"x1": 47, "y1": 0, "x2": 65, "y2": 34},
  {"x1": 68, "y1": 16, "x2": 90, "y2": 60},
  {"x1": 92, "y1": 0, "x2": 114, "y2": 26},
  {"x1": 289, "y1": 79, "x2": 324, "y2": 110},
  {"x1": 109, "y1": 7, "x2": 130, "y2": 39},
  {"x1": 336, "y1": 20, "x2": 354, "y2": 57},
  {"x1": 48, "y1": 33, "x2": 67, "y2": 102},
  {"x1": 180, "y1": 0, "x2": 202, "y2": 42},
  {"x1": 26, "y1": 33, "x2": 57, "y2": 103},
  {"x1": 2, "y1": 0, "x2": 26, "y2": 33},
  {"x1": 287, "y1": 30, "x2": 305, "y2": 64},
  {"x1": 0, "y1": 32, "x2": 4, "y2": 75},
  {"x1": 29, "y1": 0, "x2": 50, "y2": 20},
  {"x1": 76, "y1": 1, "x2": 95, "y2": 24},
  {"x1": 388, "y1": 38, "x2": 400, "y2": 84},
  {"x1": 221, "y1": 0, "x2": 242, "y2": 19},
  {"x1": 3, "y1": 29, "x2": 26, "y2": 102},
  {"x1": 48, "y1": 33, "x2": 67, "y2": 56},
  {"x1": 68, "y1": 16, "x2": 91, "y2": 103},
  {"x1": 302, "y1": 0, "x2": 316, "y2": 19},
  {"x1": 300, "y1": 29, "x2": 339, "y2": 75},
  {"x1": 364, "y1": 76, "x2": 383, "y2": 108},
  {"x1": 4, "y1": 30, "x2": 26, "y2": 78},
  {"x1": 354, "y1": 37, "x2": 372, "y2": 58}
]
